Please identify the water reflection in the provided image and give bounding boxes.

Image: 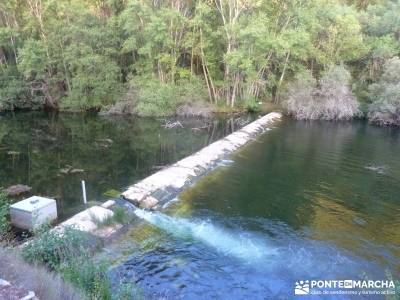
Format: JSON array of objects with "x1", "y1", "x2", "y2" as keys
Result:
[{"x1": 0, "y1": 112, "x2": 250, "y2": 219}]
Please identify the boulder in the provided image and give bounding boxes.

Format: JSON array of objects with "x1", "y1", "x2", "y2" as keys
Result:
[
  {"x1": 139, "y1": 196, "x2": 159, "y2": 210},
  {"x1": 5, "y1": 185, "x2": 31, "y2": 197}
]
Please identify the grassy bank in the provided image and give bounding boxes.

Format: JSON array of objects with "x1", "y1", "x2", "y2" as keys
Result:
[{"x1": 0, "y1": 189, "x2": 141, "y2": 299}]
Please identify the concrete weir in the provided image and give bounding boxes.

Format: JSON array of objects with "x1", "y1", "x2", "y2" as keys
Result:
[{"x1": 122, "y1": 112, "x2": 282, "y2": 209}]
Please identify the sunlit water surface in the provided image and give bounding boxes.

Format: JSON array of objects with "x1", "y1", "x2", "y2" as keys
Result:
[{"x1": 106, "y1": 119, "x2": 400, "y2": 299}]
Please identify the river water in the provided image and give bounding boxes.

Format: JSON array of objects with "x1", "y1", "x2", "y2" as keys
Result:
[
  {"x1": 106, "y1": 118, "x2": 400, "y2": 299},
  {"x1": 0, "y1": 112, "x2": 249, "y2": 220}
]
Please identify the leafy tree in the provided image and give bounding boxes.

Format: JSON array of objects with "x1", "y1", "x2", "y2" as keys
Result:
[{"x1": 0, "y1": 0, "x2": 398, "y2": 122}]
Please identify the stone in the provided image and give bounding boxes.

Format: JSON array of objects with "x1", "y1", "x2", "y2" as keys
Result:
[
  {"x1": 56, "y1": 205, "x2": 125, "y2": 239},
  {"x1": 7, "y1": 151, "x2": 20, "y2": 156},
  {"x1": 0, "y1": 279, "x2": 38, "y2": 300},
  {"x1": 5, "y1": 184, "x2": 31, "y2": 197},
  {"x1": 59, "y1": 205, "x2": 113, "y2": 233},
  {"x1": 139, "y1": 196, "x2": 159, "y2": 209},
  {"x1": 10, "y1": 196, "x2": 57, "y2": 230},
  {"x1": 70, "y1": 168, "x2": 84, "y2": 174},
  {"x1": 122, "y1": 186, "x2": 148, "y2": 204},
  {"x1": 0, "y1": 279, "x2": 10, "y2": 287},
  {"x1": 101, "y1": 200, "x2": 116, "y2": 209},
  {"x1": 59, "y1": 165, "x2": 84, "y2": 175}
]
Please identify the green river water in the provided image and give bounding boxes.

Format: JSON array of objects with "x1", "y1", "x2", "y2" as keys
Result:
[{"x1": 106, "y1": 118, "x2": 400, "y2": 299}]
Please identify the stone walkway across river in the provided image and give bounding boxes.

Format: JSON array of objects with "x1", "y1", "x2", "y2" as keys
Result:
[{"x1": 56, "y1": 112, "x2": 281, "y2": 237}]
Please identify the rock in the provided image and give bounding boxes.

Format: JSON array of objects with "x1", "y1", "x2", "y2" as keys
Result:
[
  {"x1": 0, "y1": 278, "x2": 38, "y2": 300},
  {"x1": 59, "y1": 165, "x2": 72, "y2": 174},
  {"x1": 101, "y1": 200, "x2": 116, "y2": 209},
  {"x1": 70, "y1": 168, "x2": 84, "y2": 174},
  {"x1": 7, "y1": 151, "x2": 20, "y2": 156},
  {"x1": 58, "y1": 206, "x2": 113, "y2": 233},
  {"x1": 95, "y1": 138, "x2": 113, "y2": 149},
  {"x1": 139, "y1": 196, "x2": 159, "y2": 210},
  {"x1": 96, "y1": 138, "x2": 113, "y2": 144},
  {"x1": 5, "y1": 184, "x2": 31, "y2": 197},
  {"x1": 0, "y1": 279, "x2": 10, "y2": 287},
  {"x1": 59, "y1": 165, "x2": 84, "y2": 175}
]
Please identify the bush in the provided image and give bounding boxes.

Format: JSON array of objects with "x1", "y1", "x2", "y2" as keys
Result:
[
  {"x1": 112, "y1": 206, "x2": 130, "y2": 225},
  {"x1": 0, "y1": 190, "x2": 12, "y2": 241},
  {"x1": 22, "y1": 226, "x2": 92, "y2": 269},
  {"x1": 368, "y1": 57, "x2": 400, "y2": 126},
  {"x1": 0, "y1": 247, "x2": 83, "y2": 300},
  {"x1": 176, "y1": 102, "x2": 213, "y2": 118},
  {"x1": 284, "y1": 66, "x2": 360, "y2": 120},
  {"x1": 22, "y1": 226, "x2": 112, "y2": 299},
  {"x1": 242, "y1": 98, "x2": 261, "y2": 113},
  {"x1": 104, "y1": 77, "x2": 206, "y2": 117},
  {"x1": 61, "y1": 256, "x2": 111, "y2": 299}
]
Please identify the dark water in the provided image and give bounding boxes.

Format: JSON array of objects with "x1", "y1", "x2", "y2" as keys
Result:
[
  {"x1": 0, "y1": 112, "x2": 250, "y2": 220},
  {"x1": 108, "y1": 119, "x2": 400, "y2": 299}
]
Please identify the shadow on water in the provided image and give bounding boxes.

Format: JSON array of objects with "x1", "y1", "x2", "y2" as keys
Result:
[
  {"x1": 0, "y1": 111, "x2": 252, "y2": 220},
  {"x1": 107, "y1": 118, "x2": 400, "y2": 299}
]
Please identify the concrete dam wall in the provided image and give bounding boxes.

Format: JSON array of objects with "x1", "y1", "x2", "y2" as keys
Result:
[{"x1": 122, "y1": 112, "x2": 282, "y2": 210}]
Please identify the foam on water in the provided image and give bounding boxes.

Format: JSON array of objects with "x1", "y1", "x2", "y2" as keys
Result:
[
  {"x1": 217, "y1": 159, "x2": 234, "y2": 167},
  {"x1": 134, "y1": 209, "x2": 277, "y2": 263},
  {"x1": 364, "y1": 164, "x2": 390, "y2": 175}
]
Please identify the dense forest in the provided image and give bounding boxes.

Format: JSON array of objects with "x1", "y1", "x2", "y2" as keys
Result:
[{"x1": 0, "y1": 0, "x2": 399, "y2": 123}]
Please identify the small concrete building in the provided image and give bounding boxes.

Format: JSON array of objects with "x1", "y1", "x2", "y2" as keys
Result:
[{"x1": 10, "y1": 196, "x2": 57, "y2": 230}]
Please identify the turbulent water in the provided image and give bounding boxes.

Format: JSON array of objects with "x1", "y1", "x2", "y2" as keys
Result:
[
  {"x1": 0, "y1": 112, "x2": 250, "y2": 220},
  {"x1": 108, "y1": 118, "x2": 400, "y2": 299}
]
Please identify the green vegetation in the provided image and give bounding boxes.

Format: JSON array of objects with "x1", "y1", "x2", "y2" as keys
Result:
[
  {"x1": 0, "y1": 189, "x2": 12, "y2": 241},
  {"x1": 367, "y1": 57, "x2": 400, "y2": 125},
  {"x1": 89, "y1": 206, "x2": 131, "y2": 227},
  {"x1": 0, "y1": 0, "x2": 398, "y2": 122},
  {"x1": 21, "y1": 225, "x2": 138, "y2": 299},
  {"x1": 22, "y1": 226, "x2": 95, "y2": 269},
  {"x1": 0, "y1": 247, "x2": 83, "y2": 299},
  {"x1": 112, "y1": 206, "x2": 130, "y2": 224}
]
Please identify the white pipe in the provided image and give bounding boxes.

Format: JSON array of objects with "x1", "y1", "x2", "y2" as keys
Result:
[{"x1": 81, "y1": 180, "x2": 87, "y2": 205}]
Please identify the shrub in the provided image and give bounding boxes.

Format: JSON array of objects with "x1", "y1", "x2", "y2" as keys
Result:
[
  {"x1": 112, "y1": 206, "x2": 130, "y2": 225},
  {"x1": 61, "y1": 256, "x2": 111, "y2": 299},
  {"x1": 0, "y1": 247, "x2": 83, "y2": 300},
  {"x1": 368, "y1": 57, "x2": 400, "y2": 126},
  {"x1": 176, "y1": 102, "x2": 213, "y2": 118},
  {"x1": 103, "y1": 76, "x2": 209, "y2": 117},
  {"x1": 284, "y1": 66, "x2": 360, "y2": 120},
  {"x1": 0, "y1": 190, "x2": 12, "y2": 241},
  {"x1": 22, "y1": 226, "x2": 112, "y2": 299},
  {"x1": 22, "y1": 226, "x2": 92, "y2": 269},
  {"x1": 242, "y1": 98, "x2": 261, "y2": 113}
]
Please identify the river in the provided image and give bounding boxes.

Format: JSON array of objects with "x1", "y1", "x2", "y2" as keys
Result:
[
  {"x1": 105, "y1": 118, "x2": 400, "y2": 299},
  {"x1": 0, "y1": 112, "x2": 250, "y2": 220}
]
